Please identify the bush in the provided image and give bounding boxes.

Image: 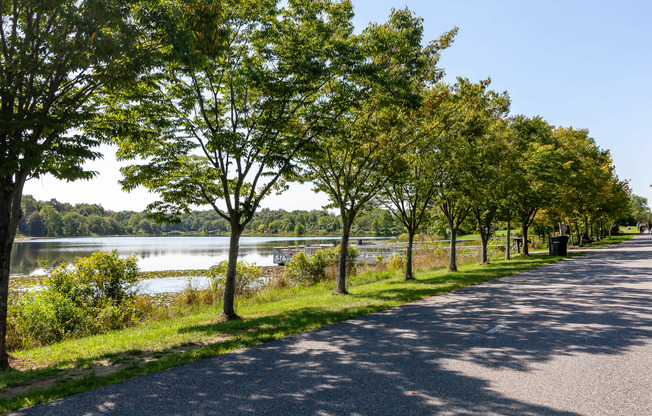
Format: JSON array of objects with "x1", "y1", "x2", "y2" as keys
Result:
[
  {"x1": 285, "y1": 245, "x2": 358, "y2": 285},
  {"x1": 387, "y1": 255, "x2": 406, "y2": 270},
  {"x1": 47, "y1": 250, "x2": 139, "y2": 305},
  {"x1": 8, "y1": 250, "x2": 141, "y2": 349},
  {"x1": 209, "y1": 260, "x2": 262, "y2": 299}
]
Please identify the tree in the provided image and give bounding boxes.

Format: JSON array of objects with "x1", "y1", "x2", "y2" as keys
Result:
[
  {"x1": 62, "y1": 212, "x2": 88, "y2": 236},
  {"x1": 380, "y1": 85, "x2": 458, "y2": 279},
  {"x1": 544, "y1": 127, "x2": 619, "y2": 243},
  {"x1": 0, "y1": 0, "x2": 145, "y2": 368},
  {"x1": 433, "y1": 79, "x2": 507, "y2": 271},
  {"x1": 24, "y1": 211, "x2": 45, "y2": 236},
  {"x1": 87, "y1": 214, "x2": 106, "y2": 235},
  {"x1": 629, "y1": 194, "x2": 652, "y2": 224},
  {"x1": 507, "y1": 116, "x2": 557, "y2": 256},
  {"x1": 306, "y1": 9, "x2": 455, "y2": 293},
  {"x1": 103, "y1": 0, "x2": 357, "y2": 320},
  {"x1": 40, "y1": 206, "x2": 62, "y2": 236},
  {"x1": 463, "y1": 90, "x2": 510, "y2": 264}
]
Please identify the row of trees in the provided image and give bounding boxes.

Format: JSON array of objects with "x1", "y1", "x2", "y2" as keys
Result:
[
  {"x1": 0, "y1": 0, "x2": 636, "y2": 367},
  {"x1": 18, "y1": 196, "x2": 404, "y2": 237}
]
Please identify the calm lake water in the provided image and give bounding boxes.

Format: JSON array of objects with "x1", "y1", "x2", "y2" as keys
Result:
[{"x1": 10, "y1": 236, "x2": 381, "y2": 278}]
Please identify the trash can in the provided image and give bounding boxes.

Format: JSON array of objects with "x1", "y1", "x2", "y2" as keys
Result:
[{"x1": 549, "y1": 235, "x2": 569, "y2": 256}]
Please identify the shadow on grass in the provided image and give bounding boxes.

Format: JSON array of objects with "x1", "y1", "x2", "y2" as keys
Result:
[
  {"x1": 10, "y1": 236, "x2": 652, "y2": 415},
  {"x1": 0, "y1": 251, "x2": 613, "y2": 412}
]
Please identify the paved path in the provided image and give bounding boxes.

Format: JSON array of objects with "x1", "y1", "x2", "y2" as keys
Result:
[{"x1": 9, "y1": 236, "x2": 652, "y2": 415}]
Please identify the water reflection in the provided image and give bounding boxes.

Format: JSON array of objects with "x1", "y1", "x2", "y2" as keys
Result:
[
  {"x1": 11, "y1": 236, "x2": 377, "y2": 277},
  {"x1": 137, "y1": 276, "x2": 212, "y2": 295}
]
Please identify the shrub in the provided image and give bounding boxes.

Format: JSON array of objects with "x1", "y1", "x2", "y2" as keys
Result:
[
  {"x1": 8, "y1": 250, "x2": 141, "y2": 349},
  {"x1": 209, "y1": 260, "x2": 262, "y2": 299},
  {"x1": 387, "y1": 255, "x2": 406, "y2": 270},
  {"x1": 47, "y1": 250, "x2": 139, "y2": 305},
  {"x1": 285, "y1": 245, "x2": 358, "y2": 285}
]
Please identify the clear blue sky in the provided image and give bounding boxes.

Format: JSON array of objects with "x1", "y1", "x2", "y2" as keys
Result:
[{"x1": 25, "y1": 0, "x2": 652, "y2": 211}]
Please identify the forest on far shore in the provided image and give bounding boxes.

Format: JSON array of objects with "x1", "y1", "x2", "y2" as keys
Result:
[{"x1": 17, "y1": 195, "x2": 405, "y2": 238}]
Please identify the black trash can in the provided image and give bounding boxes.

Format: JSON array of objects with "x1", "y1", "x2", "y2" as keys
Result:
[{"x1": 549, "y1": 235, "x2": 569, "y2": 256}]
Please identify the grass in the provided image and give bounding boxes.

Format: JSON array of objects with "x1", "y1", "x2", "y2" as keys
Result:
[
  {"x1": 0, "y1": 233, "x2": 634, "y2": 412},
  {"x1": 574, "y1": 227, "x2": 639, "y2": 248}
]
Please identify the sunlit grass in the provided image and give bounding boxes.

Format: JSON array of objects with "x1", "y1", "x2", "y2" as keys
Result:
[{"x1": 0, "y1": 253, "x2": 566, "y2": 412}]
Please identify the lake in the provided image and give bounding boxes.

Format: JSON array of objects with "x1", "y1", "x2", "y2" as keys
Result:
[{"x1": 10, "y1": 236, "x2": 382, "y2": 278}]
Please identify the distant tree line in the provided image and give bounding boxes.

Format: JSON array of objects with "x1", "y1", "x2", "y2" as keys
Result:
[{"x1": 17, "y1": 195, "x2": 404, "y2": 238}]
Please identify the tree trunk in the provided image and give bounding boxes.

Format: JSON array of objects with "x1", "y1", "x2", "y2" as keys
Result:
[
  {"x1": 335, "y1": 219, "x2": 352, "y2": 295},
  {"x1": 584, "y1": 216, "x2": 589, "y2": 236},
  {"x1": 521, "y1": 222, "x2": 530, "y2": 256},
  {"x1": 222, "y1": 224, "x2": 243, "y2": 320},
  {"x1": 0, "y1": 178, "x2": 26, "y2": 369},
  {"x1": 479, "y1": 228, "x2": 489, "y2": 264},
  {"x1": 573, "y1": 220, "x2": 580, "y2": 247},
  {"x1": 505, "y1": 219, "x2": 511, "y2": 260},
  {"x1": 448, "y1": 226, "x2": 458, "y2": 272},
  {"x1": 0, "y1": 240, "x2": 11, "y2": 369},
  {"x1": 405, "y1": 229, "x2": 415, "y2": 280}
]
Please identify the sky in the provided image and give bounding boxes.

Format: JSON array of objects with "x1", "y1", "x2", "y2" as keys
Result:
[{"x1": 24, "y1": 0, "x2": 652, "y2": 212}]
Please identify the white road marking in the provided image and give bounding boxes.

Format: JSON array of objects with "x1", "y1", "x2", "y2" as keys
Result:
[{"x1": 486, "y1": 324, "x2": 508, "y2": 334}]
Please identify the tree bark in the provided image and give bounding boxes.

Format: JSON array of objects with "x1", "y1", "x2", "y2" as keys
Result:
[
  {"x1": 521, "y1": 222, "x2": 530, "y2": 256},
  {"x1": 222, "y1": 224, "x2": 243, "y2": 320},
  {"x1": 505, "y1": 219, "x2": 511, "y2": 260},
  {"x1": 405, "y1": 229, "x2": 415, "y2": 280},
  {"x1": 573, "y1": 220, "x2": 580, "y2": 247},
  {"x1": 0, "y1": 240, "x2": 11, "y2": 369},
  {"x1": 448, "y1": 226, "x2": 458, "y2": 272},
  {"x1": 335, "y1": 219, "x2": 352, "y2": 295},
  {"x1": 479, "y1": 228, "x2": 489, "y2": 264},
  {"x1": 0, "y1": 176, "x2": 26, "y2": 369}
]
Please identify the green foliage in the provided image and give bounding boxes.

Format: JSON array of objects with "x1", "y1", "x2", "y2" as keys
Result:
[
  {"x1": 208, "y1": 261, "x2": 262, "y2": 299},
  {"x1": 8, "y1": 251, "x2": 140, "y2": 349},
  {"x1": 285, "y1": 250, "x2": 337, "y2": 285},
  {"x1": 628, "y1": 195, "x2": 652, "y2": 223},
  {"x1": 47, "y1": 250, "x2": 139, "y2": 305},
  {"x1": 285, "y1": 246, "x2": 358, "y2": 285}
]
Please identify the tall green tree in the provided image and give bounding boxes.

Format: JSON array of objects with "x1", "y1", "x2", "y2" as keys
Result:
[
  {"x1": 545, "y1": 127, "x2": 615, "y2": 242},
  {"x1": 103, "y1": 0, "x2": 356, "y2": 320},
  {"x1": 465, "y1": 97, "x2": 510, "y2": 264},
  {"x1": 306, "y1": 9, "x2": 455, "y2": 293},
  {"x1": 507, "y1": 116, "x2": 557, "y2": 256},
  {"x1": 434, "y1": 79, "x2": 506, "y2": 271},
  {"x1": 380, "y1": 85, "x2": 462, "y2": 280},
  {"x1": 0, "y1": 0, "x2": 145, "y2": 368},
  {"x1": 629, "y1": 194, "x2": 651, "y2": 223}
]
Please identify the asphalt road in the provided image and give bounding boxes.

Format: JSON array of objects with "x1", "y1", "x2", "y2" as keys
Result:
[{"x1": 8, "y1": 235, "x2": 652, "y2": 415}]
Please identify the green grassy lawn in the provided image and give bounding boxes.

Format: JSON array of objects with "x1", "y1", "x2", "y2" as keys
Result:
[
  {"x1": 581, "y1": 232, "x2": 637, "y2": 247},
  {"x1": 0, "y1": 232, "x2": 634, "y2": 412}
]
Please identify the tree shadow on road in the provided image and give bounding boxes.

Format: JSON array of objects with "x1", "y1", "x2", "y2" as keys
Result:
[{"x1": 11, "y1": 237, "x2": 652, "y2": 415}]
